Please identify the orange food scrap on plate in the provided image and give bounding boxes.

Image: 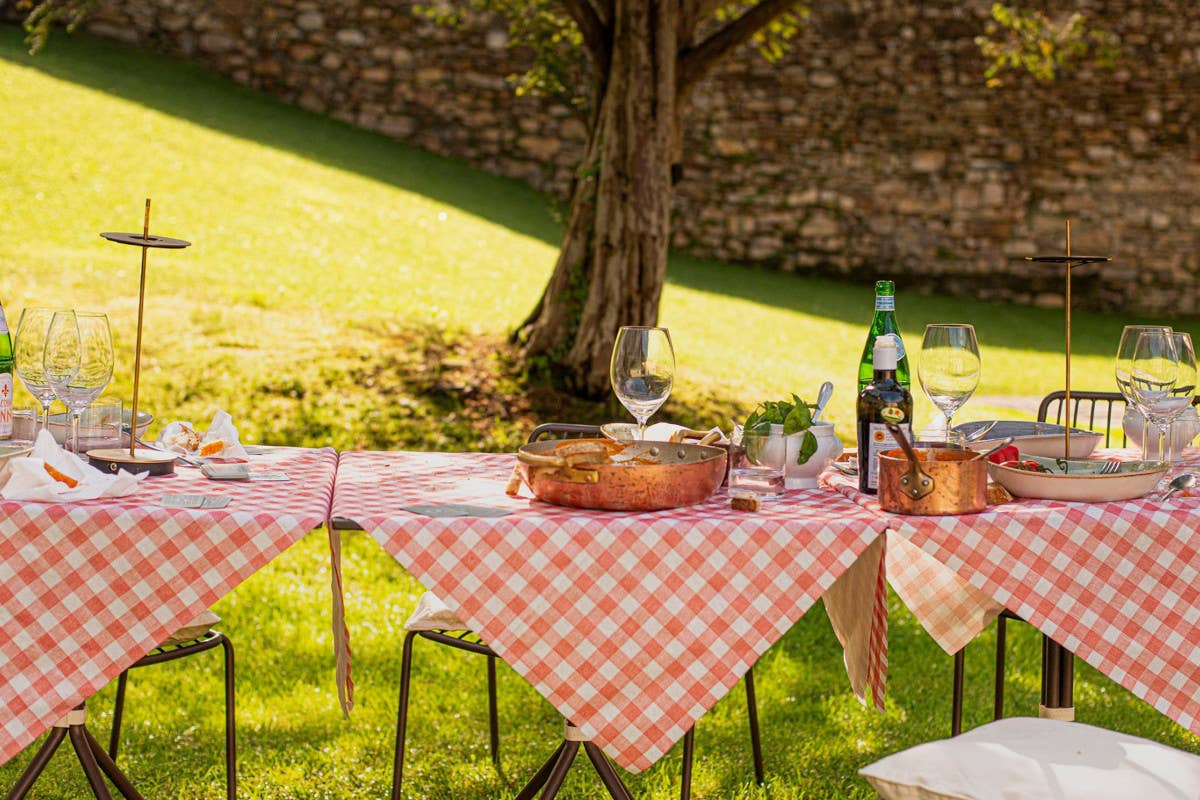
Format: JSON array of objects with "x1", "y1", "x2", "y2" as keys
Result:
[
  {"x1": 199, "y1": 440, "x2": 224, "y2": 457},
  {"x1": 43, "y1": 463, "x2": 79, "y2": 488}
]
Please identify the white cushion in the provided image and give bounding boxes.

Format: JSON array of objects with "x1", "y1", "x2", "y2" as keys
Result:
[
  {"x1": 403, "y1": 591, "x2": 469, "y2": 632},
  {"x1": 859, "y1": 717, "x2": 1200, "y2": 800}
]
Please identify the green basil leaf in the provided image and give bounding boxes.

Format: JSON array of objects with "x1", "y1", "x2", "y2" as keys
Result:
[{"x1": 796, "y1": 430, "x2": 818, "y2": 464}]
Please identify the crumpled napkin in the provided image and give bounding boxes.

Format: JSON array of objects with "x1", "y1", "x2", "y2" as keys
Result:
[
  {"x1": 2, "y1": 430, "x2": 143, "y2": 502},
  {"x1": 158, "y1": 409, "x2": 249, "y2": 459}
]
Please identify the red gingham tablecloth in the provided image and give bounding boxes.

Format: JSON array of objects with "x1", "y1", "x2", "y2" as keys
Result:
[
  {"x1": 0, "y1": 446, "x2": 337, "y2": 766},
  {"x1": 828, "y1": 449, "x2": 1200, "y2": 736},
  {"x1": 332, "y1": 450, "x2": 889, "y2": 772}
]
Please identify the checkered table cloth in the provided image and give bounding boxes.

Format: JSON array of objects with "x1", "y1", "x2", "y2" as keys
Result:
[
  {"x1": 0, "y1": 446, "x2": 337, "y2": 766},
  {"x1": 332, "y1": 450, "x2": 889, "y2": 772},
  {"x1": 827, "y1": 449, "x2": 1200, "y2": 736}
]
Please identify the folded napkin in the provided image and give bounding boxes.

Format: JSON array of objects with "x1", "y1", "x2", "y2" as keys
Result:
[
  {"x1": 404, "y1": 591, "x2": 469, "y2": 632},
  {"x1": 2, "y1": 430, "x2": 143, "y2": 502},
  {"x1": 158, "y1": 409, "x2": 250, "y2": 459}
]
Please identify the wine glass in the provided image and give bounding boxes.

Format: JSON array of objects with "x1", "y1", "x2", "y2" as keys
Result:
[
  {"x1": 1115, "y1": 324, "x2": 1172, "y2": 453},
  {"x1": 1129, "y1": 329, "x2": 1194, "y2": 463},
  {"x1": 918, "y1": 324, "x2": 981, "y2": 445},
  {"x1": 13, "y1": 307, "x2": 70, "y2": 433},
  {"x1": 609, "y1": 326, "x2": 675, "y2": 440},
  {"x1": 43, "y1": 311, "x2": 114, "y2": 452}
]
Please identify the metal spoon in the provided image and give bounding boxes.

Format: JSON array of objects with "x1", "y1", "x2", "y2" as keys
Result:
[
  {"x1": 963, "y1": 421, "x2": 998, "y2": 443},
  {"x1": 811, "y1": 381, "x2": 834, "y2": 422},
  {"x1": 1160, "y1": 473, "x2": 1196, "y2": 501}
]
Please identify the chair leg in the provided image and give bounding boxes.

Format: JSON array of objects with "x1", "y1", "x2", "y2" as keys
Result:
[
  {"x1": 993, "y1": 616, "x2": 1007, "y2": 721},
  {"x1": 678, "y1": 728, "x2": 695, "y2": 800},
  {"x1": 951, "y1": 647, "x2": 966, "y2": 736},
  {"x1": 6, "y1": 726, "x2": 68, "y2": 800},
  {"x1": 220, "y1": 636, "x2": 237, "y2": 800},
  {"x1": 390, "y1": 632, "x2": 418, "y2": 800},
  {"x1": 744, "y1": 666, "x2": 764, "y2": 785},
  {"x1": 486, "y1": 653, "x2": 500, "y2": 770},
  {"x1": 108, "y1": 671, "x2": 129, "y2": 761}
]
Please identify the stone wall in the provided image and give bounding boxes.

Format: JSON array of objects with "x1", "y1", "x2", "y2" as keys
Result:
[{"x1": 38, "y1": 0, "x2": 1200, "y2": 314}]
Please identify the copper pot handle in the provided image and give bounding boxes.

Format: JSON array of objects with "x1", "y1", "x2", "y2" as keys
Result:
[
  {"x1": 517, "y1": 451, "x2": 568, "y2": 468},
  {"x1": 885, "y1": 422, "x2": 935, "y2": 500},
  {"x1": 697, "y1": 430, "x2": 722, "y2": 446}
]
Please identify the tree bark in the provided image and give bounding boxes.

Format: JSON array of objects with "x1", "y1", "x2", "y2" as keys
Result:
[{"x1": 516, "y1": 0, "x2": 680, "y2": 397}]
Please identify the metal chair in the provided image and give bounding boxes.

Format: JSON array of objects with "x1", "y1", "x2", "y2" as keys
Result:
[
  {"x1": 391, "y1": 422, "x2": 764, "y2": 800},
  {"x1": 950, "y1": 390, "x2": 1126, "y2": 735},
  {"x1": 107, "y1": 623, "x2": 236, "y2": 800},
  {"x1": 6, "y1": 615, "x2": 235, "y2": 800}
]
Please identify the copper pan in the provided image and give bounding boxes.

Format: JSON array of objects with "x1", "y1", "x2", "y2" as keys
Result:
[
  {"x1": 877, "y1": 423, "x2": 986, "y2": 515},
  {"x1": 516, "y1": 438, "x2": 726, "y2": 511}
]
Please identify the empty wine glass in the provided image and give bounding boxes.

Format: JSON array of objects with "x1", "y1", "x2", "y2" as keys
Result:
[
  {"x1": 44, "y1": 311, "x2": 114, "y2": 452},
  {"x1": 919, "y1": 324, "x2": 981, "y2": 445},
  {"x1": 1129, "y1": 329, "x2": 1194, "y2": 463},
  {"x1": 1115, "y1": 324, "x2": 1172, "y2": 453},
  {"x1": 13, "y1": 307, "x2": 69, "y2": 433},
  {"x1": 609, "y1": 326, "x2": 675, "y2": 440}
]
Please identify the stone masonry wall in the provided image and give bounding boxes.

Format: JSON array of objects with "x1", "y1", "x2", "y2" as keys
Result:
[{"x1": 33, "y1": 0, "x2": 1200, "y2": 314}]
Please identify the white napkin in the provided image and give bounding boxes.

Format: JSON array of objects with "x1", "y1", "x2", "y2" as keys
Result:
[
  {"x1": 403, "y1": 591, "x2": 469, "y2": 632},
  {"x1": 2, "y1": 430, "x2": 143, "y2": 502},
  {"x1": 643, "y1": 422, "x2": 726, "y2": 445},
  {"x1": 159, "y1": 409, "x2": 249, "y2": 459}
]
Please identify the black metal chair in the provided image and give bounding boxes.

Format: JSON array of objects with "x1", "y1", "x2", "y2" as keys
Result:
[
  {"x1": 391, "y1": 422, "x2": 764, "y2": 800},
  {"x1": 109, "y1": 614, "x2": 236, "y2": 800},
  {"x1": 950, "y1": 390, "x2": 1129, "y2": 735},
  {"x1": 6, "y1": 613, "x2": 235, "y2": 800}
]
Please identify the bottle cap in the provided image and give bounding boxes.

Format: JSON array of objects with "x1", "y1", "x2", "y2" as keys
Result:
[{"x1": 874, "y1": 334, "x2": 898, "y2": 370}]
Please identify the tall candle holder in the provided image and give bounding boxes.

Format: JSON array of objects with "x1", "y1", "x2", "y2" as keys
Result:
[
  {"x1": 1026, "y1": 220, "x2": 1111, "y2": 460},
  {"x1": 87, "y1": 199, "x2": 190, "y2": 476}
]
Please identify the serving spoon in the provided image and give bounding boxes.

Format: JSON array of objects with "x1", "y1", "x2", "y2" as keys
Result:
[
  {"x1": 1160, "y1": 473, "x2": 1196, "y2": 502},
  {"x1": 811, "y1": 381, "x2": 834, "y2": 422}
]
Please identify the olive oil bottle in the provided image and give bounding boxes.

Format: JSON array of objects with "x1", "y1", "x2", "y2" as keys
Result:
[{"x1": 857, "y1": 334, "x2": 913, "y2": 494}]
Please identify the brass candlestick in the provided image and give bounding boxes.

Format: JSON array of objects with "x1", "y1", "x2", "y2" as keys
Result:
[
  {"x1": 1027, "y1": 220, "x2": 1111, "y2": 460},
  {"x1": 88, "y1": 199, "x2": 191, "y2": 476}
]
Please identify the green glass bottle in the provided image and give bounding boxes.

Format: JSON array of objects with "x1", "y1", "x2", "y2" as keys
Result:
[
  {"x1": 857, "y1": 280, "x2": 910, "y2": 393},
  {"x1": 0, "y1": 303, "x2": 12, "y2": 440}
]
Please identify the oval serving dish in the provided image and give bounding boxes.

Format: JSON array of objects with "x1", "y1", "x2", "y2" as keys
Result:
[{"x1": 986, "y1": 454, "x2": 1168, "y2": 503}]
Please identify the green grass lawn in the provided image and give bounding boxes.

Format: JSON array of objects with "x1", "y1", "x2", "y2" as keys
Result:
[{"x1": 1, "y1": 25, "x2": 1197, "y2": 799}]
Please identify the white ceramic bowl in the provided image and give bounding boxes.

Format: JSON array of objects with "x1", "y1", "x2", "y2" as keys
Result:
[
  {"x1": 43, "y1": 410, "x2": 154, "y2": 446},
  {"x1": 987, "y1": 455, "x2": 1167, "y2": 503}
]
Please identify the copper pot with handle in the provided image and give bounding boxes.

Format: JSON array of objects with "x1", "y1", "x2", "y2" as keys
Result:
[
  {"x1": 877, "y1": 423, "x2": 987, "y2": 515},
  {"x1": 515, "y1": 438, "x2": 726, "y2": 511}
]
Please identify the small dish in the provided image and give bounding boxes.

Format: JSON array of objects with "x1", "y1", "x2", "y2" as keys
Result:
[
  {"x1": 956, "y1": 420, "x2": 1103, "y2": 460},
  {"x1": 987, "y1": 454, "x2": 1168, "y2": 502}
]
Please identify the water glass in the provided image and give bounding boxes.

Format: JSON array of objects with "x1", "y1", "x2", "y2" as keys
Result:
[
  {"x1": 74, "y1": 397, "x2": 124, "y2": 452},
  {"x1": 729, "y1": 430, "x2": 787, "y2": 497}
]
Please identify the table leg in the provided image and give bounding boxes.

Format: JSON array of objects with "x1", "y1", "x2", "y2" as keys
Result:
[
  {"x1": 5, "y1": 726, "x2": 68, "y2": 800},
  {"x1": 583, "y1": 742, "x2": 635, "y2": 800},
  {"x1": 514, "y1": 741, "x2": 568, "y2": 800},
  {"x1": 1039, "y1": 635, "x2": 1075, "y2": 722},
  {"x1": 67, "y1": 725, "x2": 115, "y2": 800},
  {"x1": 512, "y1": 723, "x2": 636, "y2": 800}
]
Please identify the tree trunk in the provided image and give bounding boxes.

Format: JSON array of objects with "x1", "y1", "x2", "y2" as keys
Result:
[{"x1": 516, "y1": 1, "x2": 679, "y2": 398}]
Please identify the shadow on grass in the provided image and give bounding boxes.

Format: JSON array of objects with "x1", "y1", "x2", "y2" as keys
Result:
[{"x1": 6, "y1": 23, "x2": 1188, "y2": 363}]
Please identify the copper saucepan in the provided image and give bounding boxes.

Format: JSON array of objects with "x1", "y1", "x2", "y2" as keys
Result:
[
  {"x1": 516, "y1": 438, "x2": 726, "y2": 511},
  {"x1": 878, "y1": 423, "x2": 987, "y2": 515}
]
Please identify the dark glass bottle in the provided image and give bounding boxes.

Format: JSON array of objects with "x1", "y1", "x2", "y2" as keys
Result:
[
  {"x1": 857, "y1": 335, "x2": 913, "y2": 494},
  {"x1": 857, "y1": 280, "x2": 910, "y2": 393}
]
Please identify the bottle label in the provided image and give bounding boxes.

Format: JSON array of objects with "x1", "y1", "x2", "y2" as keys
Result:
[
  {"x1": 875, "y1": 295, "x2": 895, "y2": 311},
  {"x1": 866, "y1": 421, "x2": 910, "y2": 490},
  {"x1": 0, "y1": 373, "x2": 11, "y2": 439}
]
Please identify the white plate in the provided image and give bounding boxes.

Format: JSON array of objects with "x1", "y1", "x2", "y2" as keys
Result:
[
  {"x1": 957, "y1": 421, "x2": 1103, "y2": 460},
  {"x1": 987, "y1": 455, "x2": 1167, "y2": 502},
  {"x1": 0, "y1": 444, "x2": 33, "y2": 487}
]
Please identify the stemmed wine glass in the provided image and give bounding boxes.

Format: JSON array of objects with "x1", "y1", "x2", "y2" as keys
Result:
[
  {"x1": 1115, "y1": 324, "x2": 1173, "y2": 455},
  {"x1": 1129, "y1": 330, "x2": 1195, "y2": 463},
  {"x1": 13, "y1": 307, "x2": 70, "y2": 433},
  {"x1": 609, "y1": 326, "x2": 675, "y2": 440},
  {"x1": 919, "y1": 324, "x2": 981, "y2": 445},
  {"x1": 43, "y1": 311, "x2": 115, "y2": 453}
]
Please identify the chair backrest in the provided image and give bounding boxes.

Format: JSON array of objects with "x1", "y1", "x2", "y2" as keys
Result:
[
  {"x1": 1036, "y1": 390, "x2": 1127, "y2": 447},
  {"x1": 527, "y1": 423, "x2": 603, "y2": 444}
]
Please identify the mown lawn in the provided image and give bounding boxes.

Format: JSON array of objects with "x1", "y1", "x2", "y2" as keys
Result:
[{"x1": 0, "y1": 25, "x2": 1196, "y2": 799}]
